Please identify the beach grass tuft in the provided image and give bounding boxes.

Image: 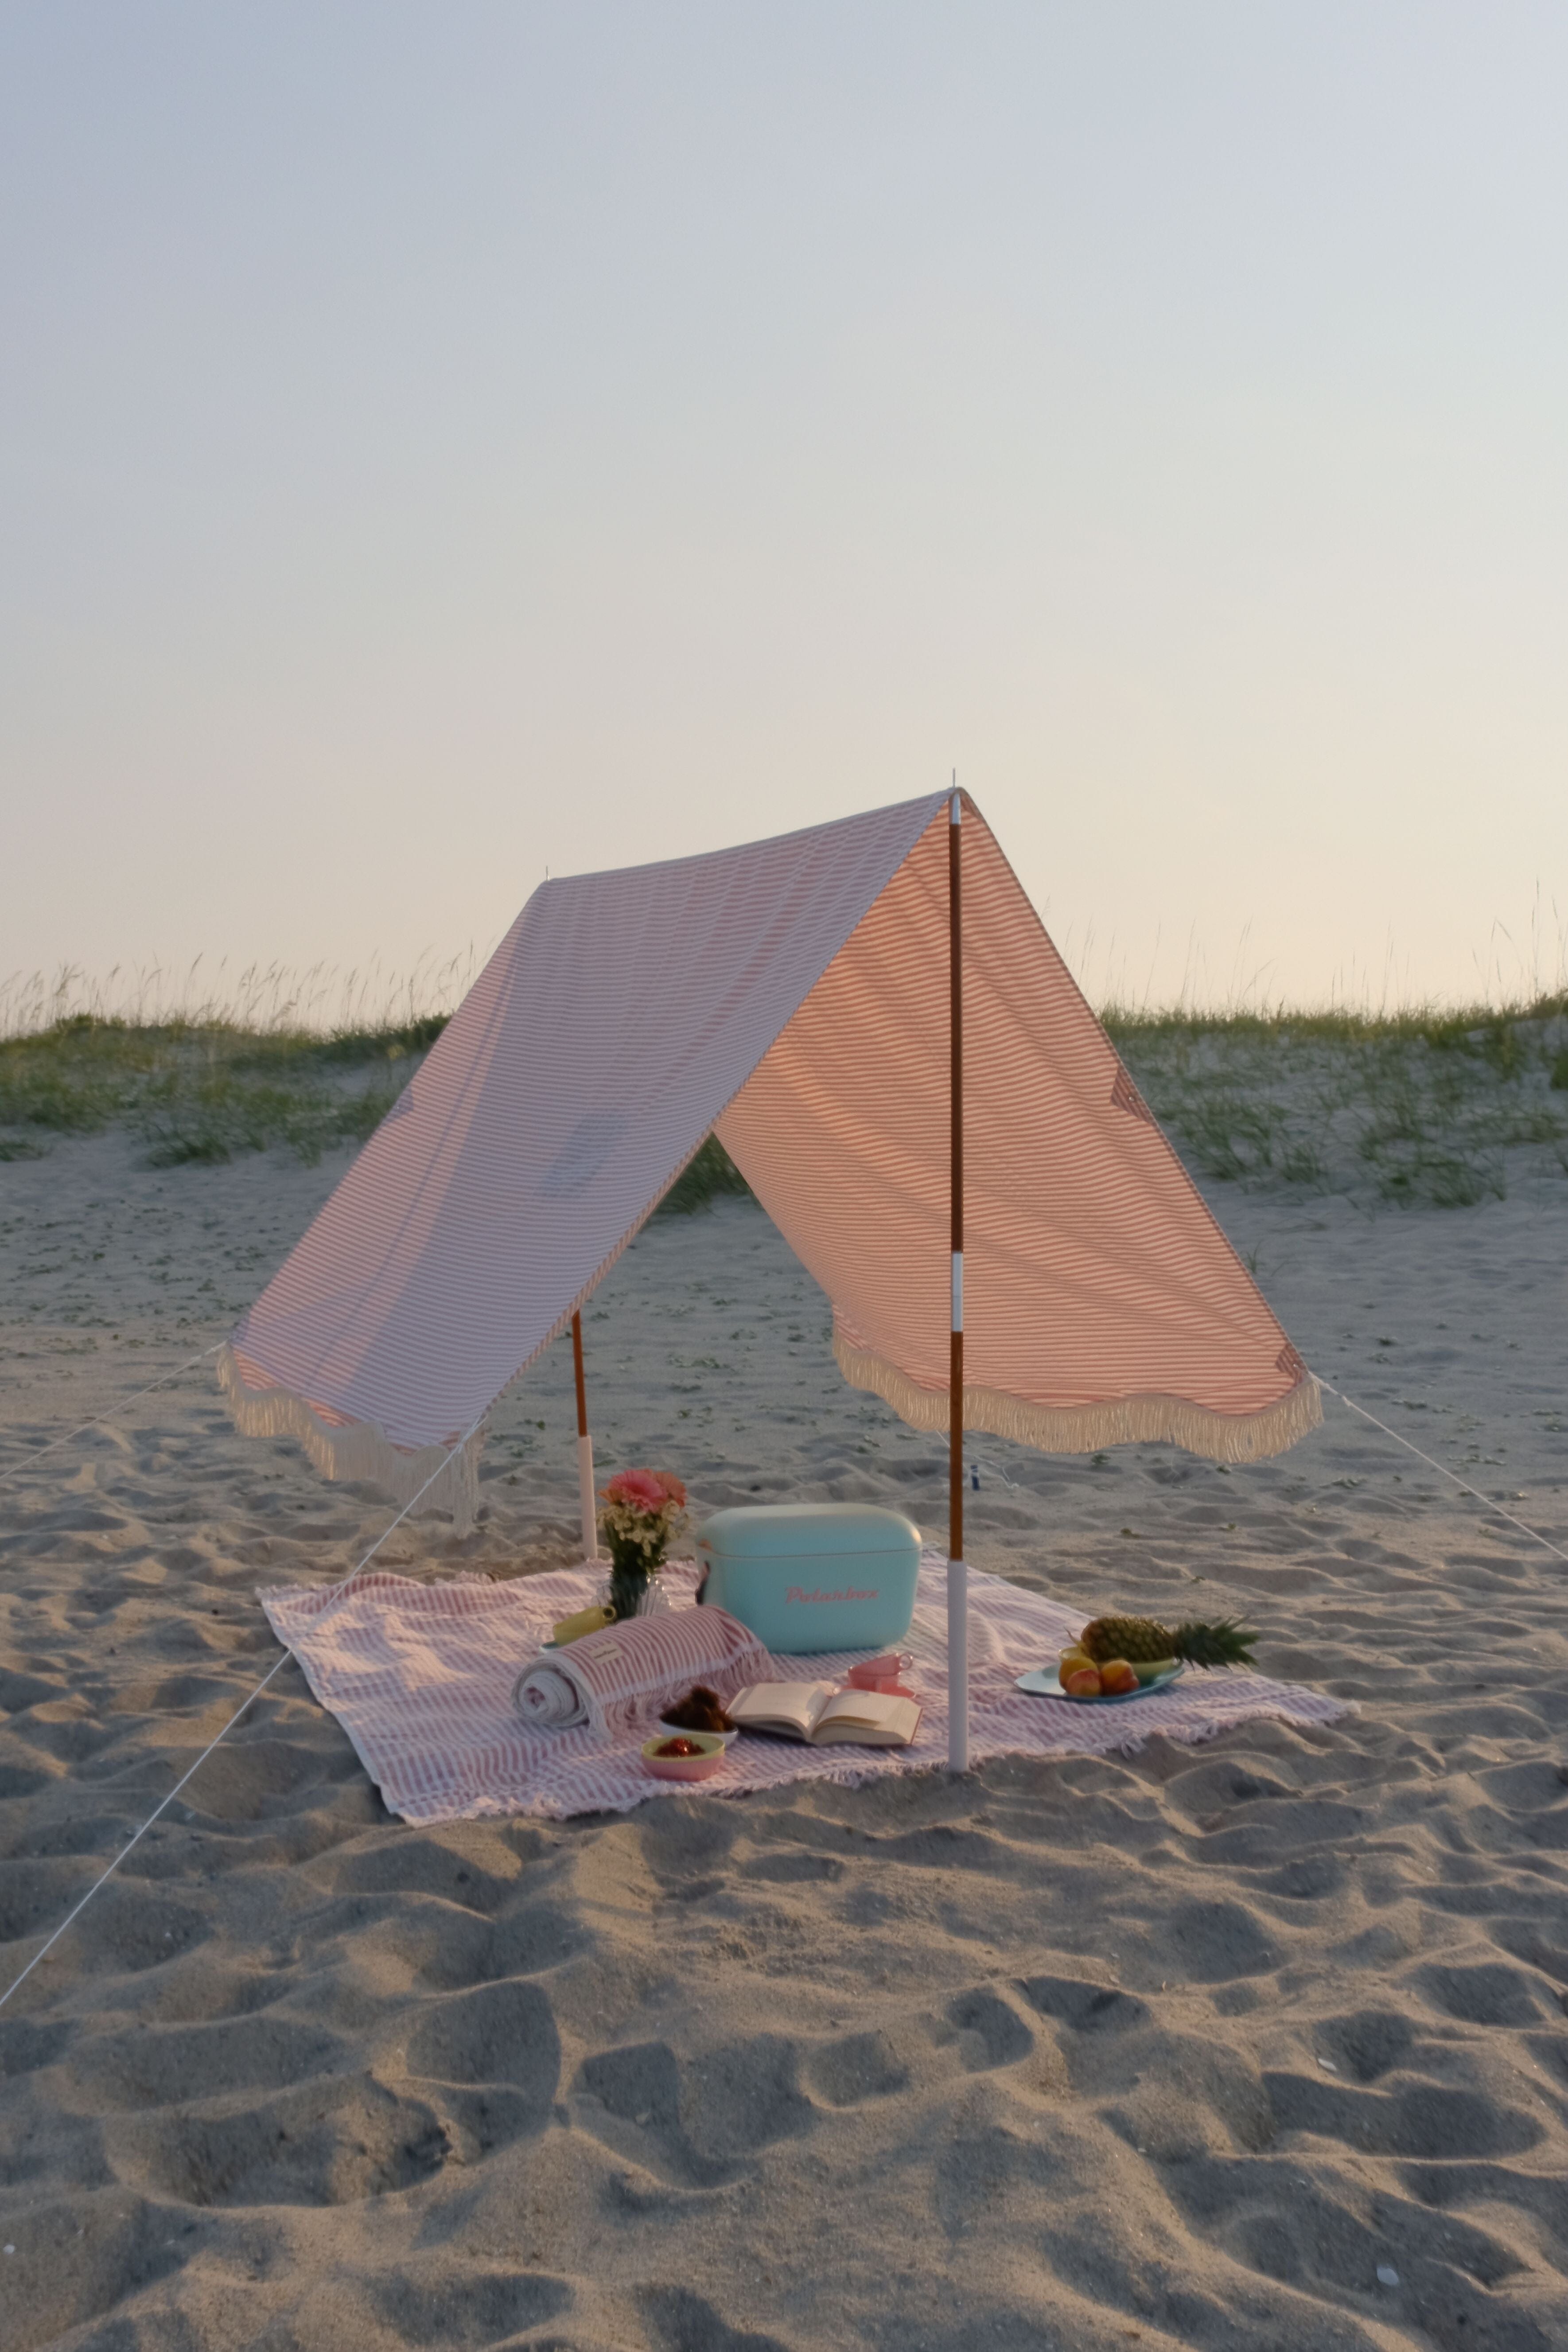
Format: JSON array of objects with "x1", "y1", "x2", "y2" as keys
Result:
[
  {"x1": 0, "y1": 960, "x2": 475, "y2": 1168},
  {"x1": 0, "y1": 1015, "x2": 432, "y2": 1166},
  {"x1": 657, "y1": 1134, "x2": 753, "y2": 1215},
  {"x1": 1106, "y1": 992, "x2": 1568, "y2": 1208}
]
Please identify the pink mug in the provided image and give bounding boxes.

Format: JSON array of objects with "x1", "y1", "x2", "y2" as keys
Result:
[{"x1": 847, "y1": 1651, "x2": 916, "y2": 1696}]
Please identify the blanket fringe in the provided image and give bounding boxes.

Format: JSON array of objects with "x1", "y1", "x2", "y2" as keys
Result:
[
  {"x1": 832, "y1": 1334, "x2": 1322, "y2": 1464},
  {"x1": 216, "y1": 1345, "x2": 482, "y2": 1532}
]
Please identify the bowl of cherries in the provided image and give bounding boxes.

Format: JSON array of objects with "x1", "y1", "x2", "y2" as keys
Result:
[{"x1": 641, "y1": 1729, "x2": 729, "y2": 1783}]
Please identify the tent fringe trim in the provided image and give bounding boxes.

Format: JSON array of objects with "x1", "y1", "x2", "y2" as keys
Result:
[
  {"x1": 216, "y1": 1344, "x2": 482, "y2": 1532},
  {"x1": 832, "y1": 1336, "x2": 1323, "y2": 1464}
]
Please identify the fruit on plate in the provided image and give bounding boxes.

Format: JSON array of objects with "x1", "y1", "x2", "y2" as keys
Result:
[
  {"x1": 1059, "y1": 1646, "x2": 1092, "y2": 1678},
  {"x1": 1062, "y1": 1664, "x2": 1102, "y2": 1698},
  {"x1": 1097, "y1": 1658, "x2": 1139, "y2": 1697},
  {"x1": 1078, "y1": 1613, "x2": 1257, "y2": 1671}
]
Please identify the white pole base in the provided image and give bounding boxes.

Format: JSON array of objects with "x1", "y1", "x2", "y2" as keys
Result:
[
  {"x1": 577, "y1": 1432, "x2": 599, "y2": 1562},
  {"x1": 947, "y1": 1555, "x2": 969, "y2": 1773}
]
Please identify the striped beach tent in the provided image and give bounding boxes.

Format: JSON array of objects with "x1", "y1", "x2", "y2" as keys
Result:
[{"x1": 222, "y1": 790, "x2": 1319, "y2": 1768}]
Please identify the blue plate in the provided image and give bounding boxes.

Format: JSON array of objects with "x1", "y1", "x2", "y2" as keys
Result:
[{"x1": 1016, "y1": 1663, "x2": 1184, "y2": 1704}]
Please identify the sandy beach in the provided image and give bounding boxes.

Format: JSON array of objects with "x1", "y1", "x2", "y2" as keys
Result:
[{"x1": 3, "y1": 1133, "x2": 1566, "y2": 2351}]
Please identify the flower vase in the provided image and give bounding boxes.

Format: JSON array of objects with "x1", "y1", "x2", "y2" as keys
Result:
[{"x1": 606, "y1": 1562, "x2": 669, "y2": 1624}]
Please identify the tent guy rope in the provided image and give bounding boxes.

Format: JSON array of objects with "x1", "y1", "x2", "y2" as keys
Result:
[
  {"x1": 1321, "y1": 1381, "x2": 1568, "y2": 1568},
  {"x1": 0, "y1": 1340, "x2": 224, "y2": 1489},
  {"x1": 0, "y1": 1411, "x2": 484, "y2": 2016}
]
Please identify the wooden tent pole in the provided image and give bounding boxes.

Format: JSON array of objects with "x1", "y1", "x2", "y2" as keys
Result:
[
  {"x1": 572, "y1": 1311, "x2": 599, "y2": 1562},
  {"x1": 947, "y1": 781, "x2": 968, "y2": 1772}
]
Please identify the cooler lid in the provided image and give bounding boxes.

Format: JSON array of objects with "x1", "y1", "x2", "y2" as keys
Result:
[{"x1": 695, "y1": 1503, "x2": 921, "y2": 1559}]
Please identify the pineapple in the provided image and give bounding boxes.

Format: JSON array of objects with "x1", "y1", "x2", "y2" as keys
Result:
[{"x1": 1079, "y1": 1613, "x2": 1257, "y2": 1671}]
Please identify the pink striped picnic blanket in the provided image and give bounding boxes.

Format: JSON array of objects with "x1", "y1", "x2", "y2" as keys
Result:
[{"x1": 258, "y1": 1554, "x2": 1348, "y2": 1823}]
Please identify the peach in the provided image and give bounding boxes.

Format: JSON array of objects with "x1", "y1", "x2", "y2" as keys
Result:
[
  {"x1": 1097, "y1": 1658, "x2": 1139, "y2": 1696},
  {"x1": 1062, "y1": 1664, "x2": 1102, "y2": 1698}
]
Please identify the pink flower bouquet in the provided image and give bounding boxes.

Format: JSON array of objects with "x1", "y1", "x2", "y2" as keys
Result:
[{"x1": 599, "y1": 1468, "x2": 688, "y2": 1620}]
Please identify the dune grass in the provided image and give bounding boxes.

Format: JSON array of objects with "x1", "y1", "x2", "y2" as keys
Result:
[
  {"x1": 3, "y1": 980, "x2": 1566, "y2": 1208},
  {"x1": 1105, "y1": 993, "x2": 1568, "y2": 1208},
  {"x1": 658, "y1": 1133, "x2": 755, "y2": 1214},
  {"x1": 0, "y1": 1015, "x2": 438, "y2": 1167},
  {"x1": 0, "y1": 958, "x2": 473, "y2": 1166},
  {"x1": 0, "y1": 1009, "x2": 757, "y2": 1203}
]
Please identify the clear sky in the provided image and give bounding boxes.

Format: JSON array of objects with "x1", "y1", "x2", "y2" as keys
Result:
[{"x1": 4, "y1": 3, "x2": 1565, "y2": 1015}]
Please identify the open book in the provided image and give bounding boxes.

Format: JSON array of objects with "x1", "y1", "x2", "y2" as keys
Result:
[{"x1": 727, "y1": 1680, "x2": 921, "y2": 1748}]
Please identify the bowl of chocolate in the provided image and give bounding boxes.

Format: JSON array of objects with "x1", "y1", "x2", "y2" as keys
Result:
[
  {"x1": 641, "y1": 1728, "x2": 729, "y2": 1783},
  {"x1": 657, "y1": 1685, "x2": 737, "y2": 1749}
]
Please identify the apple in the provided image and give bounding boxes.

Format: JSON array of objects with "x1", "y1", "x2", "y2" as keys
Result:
[
  {"x1": 1097, "y1": 1658, "x2": 1139, "y2": 1697},
  {"x1": 1063, "y1": 1664, "x2": 1102, "y2": 1698}
]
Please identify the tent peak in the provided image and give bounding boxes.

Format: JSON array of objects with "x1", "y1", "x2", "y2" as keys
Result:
[{"x1": 535, "y1": 788, "x2": 951, "y2": 897}]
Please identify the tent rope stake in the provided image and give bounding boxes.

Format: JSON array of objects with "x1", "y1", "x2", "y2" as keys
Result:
[{"x1": 948, "y1": 781, "x2": 969, "y2": 1772}]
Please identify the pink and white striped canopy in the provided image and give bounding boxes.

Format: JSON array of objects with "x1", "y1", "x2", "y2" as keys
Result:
[{"x1": 222, "y1": 793, "x2": 1319, "y2": 1515}]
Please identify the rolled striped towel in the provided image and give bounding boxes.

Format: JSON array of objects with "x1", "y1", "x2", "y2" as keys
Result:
[{"x1": 511, "y1": 1604, "x2": 769, "y2": 1741}]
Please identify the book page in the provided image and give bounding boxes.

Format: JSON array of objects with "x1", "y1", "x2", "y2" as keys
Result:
[
  {"x1": 727, "y1": 1682, "x2": 836, "y2": 1738},
  {"x1": 818, "y1": 1689, "x2": 913, "y2": 1733}
]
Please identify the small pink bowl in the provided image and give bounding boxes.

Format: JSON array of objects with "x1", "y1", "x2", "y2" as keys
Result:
[{"x1": 641, "y1": 1730, "x2": 728, "y2": 1783}]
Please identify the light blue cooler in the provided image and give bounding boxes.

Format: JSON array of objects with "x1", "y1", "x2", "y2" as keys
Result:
[{"x1": 694, "y1": 1504, "x2": 921, "y2": 1654}]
